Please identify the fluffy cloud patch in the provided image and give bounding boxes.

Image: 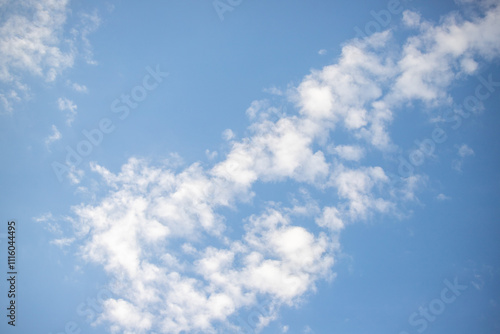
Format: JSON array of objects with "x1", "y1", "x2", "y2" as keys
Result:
[
  {"x1": 71, "y1": 159, "x2": 336, "y2": 333},
  {"x1": 0, "y1": 0, "x2": 100, "y2": 112}
]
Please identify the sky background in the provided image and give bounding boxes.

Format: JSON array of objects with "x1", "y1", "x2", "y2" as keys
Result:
[{"x1": 1, "y1": 0, "x2": 500, "y2": 333}]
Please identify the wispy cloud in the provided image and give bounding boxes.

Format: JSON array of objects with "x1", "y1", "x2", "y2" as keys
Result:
[
  {"x1": 263, "y1": 86, "x2": 285, "y2": 96},
  {"x1": 70, "y1": 10, "x2": 101, "y2": 65},
  {"x1": 45, "y1": 124, "x2": 62, "y2": 149},
  {"x1": 0, "y1": 0, "x2": 73, "y2": 83},
  {"x1": 34, "y1": 212, "x2": 62, "y2": 234},
  {"x1": 453, "y1": 143, "x2": 475, "y2": 171},
  {"x1": 50, "y1": 237, "x2": 75, "y2": 247},
  {"x1": 437, "y1": 193, "x2": 452, "y2": 201},
  {"x1": 205, "y1": 149, "x2": 218, "y2": 160},
  {"x1": 0, "y1": 0, "x2": 100, "y2": 113},
  {"x1": 330, "y1": 145, "x2": 365, "y2": 161},
  {"x1": 222, "y1": 128, "x2": 235, "y2": 141},
  {"x1": 68, "y1": 81, "x2": 88, "y2": 93},
  {"x1": 57, "y1": 97, "x2": 77, "y2": 125}
]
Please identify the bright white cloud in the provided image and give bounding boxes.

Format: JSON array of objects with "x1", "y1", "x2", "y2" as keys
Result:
[
  {"x1": 316, "y1": 206, "x2": 344, "y2": 231},
  {"x1": 329, "y1": 165, "x2": 393, "y2": 220},
  {"x1": 0, "y1": 0, "x2": 72, "y2": 83},
  {"x1": 391, "y1": 5, "x2": 500, "y2": 103},
  {"x1": 72, "y1": 161, "x2": 335, "y2": 333}
]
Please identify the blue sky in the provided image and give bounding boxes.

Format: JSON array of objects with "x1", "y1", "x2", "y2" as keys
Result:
[{"x1": 1, "y1": 0, "x2": 500, "y2": 333}]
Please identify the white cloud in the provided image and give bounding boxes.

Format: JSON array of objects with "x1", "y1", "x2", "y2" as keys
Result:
[
  {"x1": 329, "y1": 165, "x2": 393, "y2": 220},
  {"x1": 0, "y1": 0, "x2": 100, "y2": 112},
  {"x1": 45, "y1": 124, "x2": 62, "y2": 148},
  {"x1": 205, "y1": 149, "x2": 218, "y2": 160},
  {"x1": 222, "y1": 128, "x2": 235, "y2": 141},
  {"x1": 402, "y1": 10, "x2": 421, "y2": 28},
  {"x1": 50, "y1": 237, "x2": 75, "y2": 247},
  {"x1": 72, "y1": 10, "x2": 101, "y2": 65},
  {"x1": 437, "y1": 193, "x2": 451, "y2": 201},
  {"x1": 398, "y1": 175, "x2": 427, "y2": 202},
  {"x1": 69, "y1": 157, "x2": 337, "y2": 333},
  {"x1": 391, "y1": 4, "x2": 500, "y2": 103},
  {"x1": 57, "y1": 97, "x2": 77, "y2": 125},
  {"x1": 34, "y1": 212, "x2": 54, "y2": 223},
  {"x1": 67, "y1": 165, "x2": 84, "y2": 184},
  {"x1": 303, "y1": 325, "x2": 315, "y2": 333},
  {"x1": 162, "y1": 152, "x2": 185, "y2": 169},
  {"x1": 453, "y1": 144, "x2": 475, "y2": 172},
  {"x1": 0, "y1": 81, "x2": 28, "y2": 114},
  {"x1": 34, "y1": 212, "x2": 63, "y2": 235},
  {"x1": 316, "y1": 206, "x2": 344, "y2": 231},
  {"x1": 318, "y1": 49, "x2": 327, "y2": 55},
  {"x1": 99, "y1": 299, "x2": 153, "y2": 334},
  {"x1": 69, "y1": 81, "x2": 88, "y2": 93},
  {"x1": 458, "y1": 144, "x2": 474, "y2": 157},
  {"x1": 0, "y1": 0, "x2": 73, "y2": 83},
  {"x1": 460, "y1": 57, "x2": 479, "y2": 74},
  {"x1": 332, "y1": 145, "x2": 365, "y2": 161},
  {"x1": 263, "y1": 86, "x2": 284, "y2": 96},
  {"x1": 246, "y1": 99, "x2": 269, "y2": 119}
]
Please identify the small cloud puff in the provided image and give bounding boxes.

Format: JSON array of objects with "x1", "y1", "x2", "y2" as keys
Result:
[
  {"x1": 70, "y1": 81, "x2": 88, "y2": 93},
  {"x1": 331, "y1": 145, "x2": 365, "y2": 161},
  {"x1": 453, "y1": 144, "x2": 474, "y2": 172},
  {"x1": 222, "y1": 129, "x2": 235, "y2": 141},
  {"x1": 402, "y1": 10, "x2": 421, "y2": 28},
  {"x1": 57, "y1": 97, "x2": 78, "y2": 126},
  {"x1": 263, "y1": 86, "x2": 284, "y2": 96},
  {"x1": 436, "y1": 193, "x2": 451, "y2": 201},
  {"x1": 205, "y1": 149, "x2": 218, "y2": 160},
  {"x1": 458, "y1": 144, "x2": 474, "y2": 157},
  {"x1": 45, "y1": 125, "x2": 62, "y2": 149}
]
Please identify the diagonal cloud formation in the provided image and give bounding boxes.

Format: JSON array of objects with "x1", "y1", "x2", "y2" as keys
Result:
[{"x1": 68, "y1": 3, "x2": 500, "y2": 333}]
